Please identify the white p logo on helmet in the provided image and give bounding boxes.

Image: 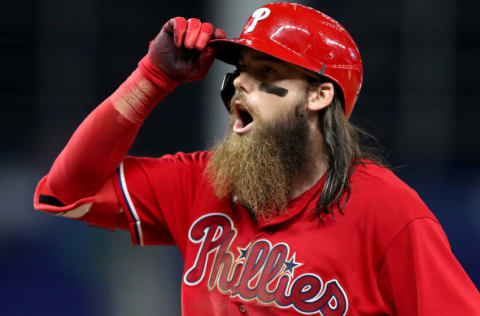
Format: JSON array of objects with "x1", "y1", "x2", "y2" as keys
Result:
[{"x1": 245, "y1": 8, "x2": 271, "y2": 33}]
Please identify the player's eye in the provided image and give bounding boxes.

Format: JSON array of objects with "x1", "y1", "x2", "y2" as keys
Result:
[
  {"x1": 263, "y1": 65, "x2": 275, "y2": 74},
  {"x1": 257, "y1": 64, "x2": 279, "y2": 81},
  {"x1": 234, "y1": 63, "x2": 279, "y2": 82}
]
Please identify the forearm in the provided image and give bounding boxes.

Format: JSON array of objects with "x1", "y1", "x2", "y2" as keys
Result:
[
  {"x1": 42, "y1": 17, "x2": 224, "y2": 206},
  {"x1": 47, "y1": 56, "x2": 178, "y2": 205}
]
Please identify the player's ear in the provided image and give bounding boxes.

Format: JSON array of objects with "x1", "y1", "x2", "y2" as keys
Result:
[{"x1": 306, "y1": 82, "x2": 334, "y2": 112}]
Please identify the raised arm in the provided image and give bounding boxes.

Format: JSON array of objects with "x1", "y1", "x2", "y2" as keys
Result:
[{"x1": 35, "y1": 17, "x2": 225, "y2": 208}]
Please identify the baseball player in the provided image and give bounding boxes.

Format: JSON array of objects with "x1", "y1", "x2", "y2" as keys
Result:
[{"x1": 34, "y1": 2, "x2": 480, "y2": 315}]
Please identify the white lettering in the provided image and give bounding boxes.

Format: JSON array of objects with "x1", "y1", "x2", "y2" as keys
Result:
[{"x1": 245, "y1": 8, "x2": 271, "y2": 33}]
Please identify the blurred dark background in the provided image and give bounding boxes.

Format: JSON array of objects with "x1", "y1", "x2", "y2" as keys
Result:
[{"x1": 1, "y1": 0, "x2": 479, "y2": 315}]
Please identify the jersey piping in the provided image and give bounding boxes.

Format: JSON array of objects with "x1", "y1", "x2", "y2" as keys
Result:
[{"x1": 118, "y1": 161, "x2": 145, "y2": 246}]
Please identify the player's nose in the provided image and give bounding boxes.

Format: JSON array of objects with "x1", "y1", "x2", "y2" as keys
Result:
[{"x1": 233, "y1": 71, "x2": 255, "y2": 94}]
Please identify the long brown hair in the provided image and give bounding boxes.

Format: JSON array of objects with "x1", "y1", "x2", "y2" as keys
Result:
[{"x1": 314, "y1": 82, "x2": 384, "y2": 218}]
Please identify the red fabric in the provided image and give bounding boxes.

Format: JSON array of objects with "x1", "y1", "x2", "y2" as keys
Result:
[
  {"x1": 378, "y1": 219, "x2": 480, "y2": 315},
  {"x1": 35, "y1": 171, "x2": 127, "y2": 231},
  {"x1": 42, "y1": 57, "x2": 177, "y2": 206},
  {"x1": 34, "y1": 149, "x2": 480, "y2": 314},
  {"x1": 46, "y1": 97, "x2": 140, "y2": 204},
  {"x1": 97, "y1": 152, "x2": 480, "y2": 315},
  {"x1": 137, "y1": 55, "x2": 178, "y2": 97},
  {"x1": 34, "y1": 175, "x2": 95, "y2": 212}
]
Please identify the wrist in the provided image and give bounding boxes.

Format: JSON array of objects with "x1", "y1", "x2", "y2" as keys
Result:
[
  {"x1": 138, "y1": 55, "x2": 179, "y2": 93},
  {"x1": 109, "y1": 56, "x2": 179, "y2": 123}
]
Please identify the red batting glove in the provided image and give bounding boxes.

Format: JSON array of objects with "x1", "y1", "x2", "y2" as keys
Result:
[{"x1": 147, "y1": 17, "x2": 226, "y2": 83}]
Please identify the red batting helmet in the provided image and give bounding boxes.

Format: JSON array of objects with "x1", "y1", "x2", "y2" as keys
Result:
[{"x1": 210, "y1": 2, "x2": 363, "y2": 118}]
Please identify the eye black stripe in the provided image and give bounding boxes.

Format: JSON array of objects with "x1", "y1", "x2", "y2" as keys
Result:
[{"x1": 259, "y1": 82, "x2": 288, "y2": 97}]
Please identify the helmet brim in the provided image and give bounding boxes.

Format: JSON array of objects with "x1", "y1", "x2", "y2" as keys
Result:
[{"x1": 209, "y1": 37, "x2": 324, "y2": 78}]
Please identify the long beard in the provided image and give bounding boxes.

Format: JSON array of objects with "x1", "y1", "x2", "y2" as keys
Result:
[{"x1": 205, "y1": 100, "x2": 311, "y2": 220}]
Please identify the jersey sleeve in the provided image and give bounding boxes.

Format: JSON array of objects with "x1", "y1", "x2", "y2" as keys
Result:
[
  {"x1": 34, "y1": 151, "x2": 211, "y2": 247},
  {"x1": 112, "y1": 152, "x2": 211, "y2": 247},
  {"x1": 34, "y1": 170, "x2": 129, "y2": 230},
  {"x1": 377, "y1": 217, "x2": 480, "y2": 315}
]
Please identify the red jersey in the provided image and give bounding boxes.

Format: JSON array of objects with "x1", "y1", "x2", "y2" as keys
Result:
[{"x1": 35, "y1": 151, "x2": 480, "y2": 315}]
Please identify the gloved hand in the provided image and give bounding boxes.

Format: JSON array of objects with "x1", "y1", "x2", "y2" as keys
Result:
[{"x1": 148, "y1": 17, "x2": 226, "y2": 83}]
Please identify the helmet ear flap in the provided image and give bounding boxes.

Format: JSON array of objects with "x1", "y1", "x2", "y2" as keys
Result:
[{"x1": 220, "y1": 69, "x2": 240, "y2": 111}]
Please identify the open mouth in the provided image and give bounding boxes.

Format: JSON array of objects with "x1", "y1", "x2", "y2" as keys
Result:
[{"x1": 233, "y1": 103, "x2": 255, "y2": 134}]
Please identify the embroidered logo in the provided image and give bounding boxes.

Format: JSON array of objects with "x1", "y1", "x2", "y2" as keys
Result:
[{"x1": 184, "y1": 213, "x2": 348, "y2": 315}]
